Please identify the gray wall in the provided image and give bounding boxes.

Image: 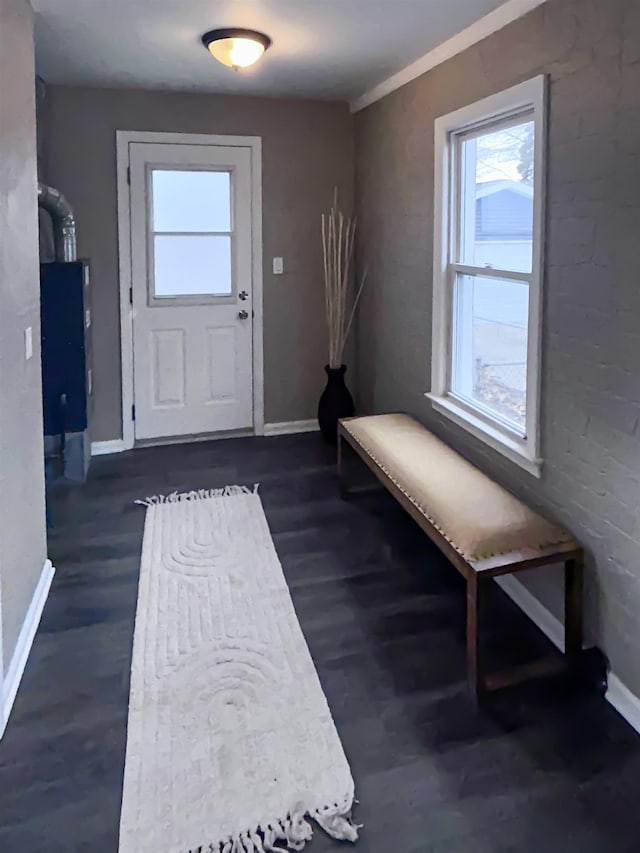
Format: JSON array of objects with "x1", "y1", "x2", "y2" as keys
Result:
[
  {"x1": 355, "y1": 0, "x2": 640, "y2": 696},
  {"x1": 0, "y1": 0, "x2": 48, "y2": 673},
  {"x1": 41, "y1": 86, "x2": 354, "y2": 441}
]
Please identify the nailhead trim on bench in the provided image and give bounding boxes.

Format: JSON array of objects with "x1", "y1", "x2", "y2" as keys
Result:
[{"x1": 341, "y1": 420, "x2": 574, "y2": 564}]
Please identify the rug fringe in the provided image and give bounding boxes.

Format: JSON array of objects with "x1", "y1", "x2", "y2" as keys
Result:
[
  {"x1": 186, "y1": 802, "x2": 360, "y2": 853},
  {"x1": 135, "y1": 484, "x2": 260, "y2": 507}
]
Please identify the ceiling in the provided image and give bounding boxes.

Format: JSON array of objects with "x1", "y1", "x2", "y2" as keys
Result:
[{"x1": 33, "y1": 0, "x2": 509, "y2": 104}]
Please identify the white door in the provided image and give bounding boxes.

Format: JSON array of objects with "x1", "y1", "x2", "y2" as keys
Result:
[{"x1": 129, "y1": 142, "x2": 254, "y2": 440}]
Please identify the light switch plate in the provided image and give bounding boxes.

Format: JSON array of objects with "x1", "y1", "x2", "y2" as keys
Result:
[
  {"x1": 273, "y1": 257, "x2": 284, "y2": 275},
  {"x1": 24, "y1": 326, "x2": 33, "y2": 360}
]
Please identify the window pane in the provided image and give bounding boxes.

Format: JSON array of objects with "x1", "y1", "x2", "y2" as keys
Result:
[
  {"x1": 153, "y1": 235, "x2": 232, "y2": 297},
  {"x1": 459, "y1": 120, "x2": 534, "y2": 273},
  {"x1": 452, "y1": 274, "x2": 528, "y2": 432},
  {"x1": 152, "y1": 170, "x2": 231, "y2": 233}
]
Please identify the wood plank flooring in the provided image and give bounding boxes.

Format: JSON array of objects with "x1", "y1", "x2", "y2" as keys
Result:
[{"x1": 1, "y1": 433, "x2": 639, "y2": 852}]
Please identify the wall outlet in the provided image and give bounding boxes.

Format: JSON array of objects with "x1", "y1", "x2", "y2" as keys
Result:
[
  {"x1": 24, "y1": 326, "x2": 33, "y2": 360},
  {"x1": 273, "y1": 257, "x2": 284, "y2": 275}
]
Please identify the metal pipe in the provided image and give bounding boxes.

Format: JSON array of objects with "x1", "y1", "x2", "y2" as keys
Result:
[{"x1": 37, "y1": 183, "x2": 77, "y2": 262}]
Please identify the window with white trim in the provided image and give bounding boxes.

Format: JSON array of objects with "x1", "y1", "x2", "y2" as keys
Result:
[{"x1": 429, "y1": 76, "x2": 547, "y2": 477}]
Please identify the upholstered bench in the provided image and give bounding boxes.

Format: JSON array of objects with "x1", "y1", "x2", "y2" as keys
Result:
[{"x1": 338, "y1": 413, "x2": 584, "y2": 698}]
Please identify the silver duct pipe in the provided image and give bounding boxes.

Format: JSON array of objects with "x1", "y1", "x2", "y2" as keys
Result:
[{"x1": 37, "y1": 183, "x2": 77, "y2": 263}]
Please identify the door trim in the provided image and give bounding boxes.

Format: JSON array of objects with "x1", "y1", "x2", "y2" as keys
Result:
[{"x1": 116, "y1": 130, "x2": 264, "y2": 450}]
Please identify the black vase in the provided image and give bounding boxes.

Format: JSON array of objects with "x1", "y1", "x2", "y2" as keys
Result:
[{"x1": 318, "y1": 364, "x2": 355, "y2": 443}]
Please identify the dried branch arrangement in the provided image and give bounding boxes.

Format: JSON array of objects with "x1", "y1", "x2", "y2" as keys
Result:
[{"x1": 321, "y1": 189, "x2": 366, "y2": 369}]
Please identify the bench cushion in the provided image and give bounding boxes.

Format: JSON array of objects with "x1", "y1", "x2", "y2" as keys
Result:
[{"x1": 341, "y1": 414, "x2": 575, "y2": 565}]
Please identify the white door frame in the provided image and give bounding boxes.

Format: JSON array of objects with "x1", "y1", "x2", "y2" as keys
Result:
[{"x1": 116, "y1": 130, "x2": 264, "y2": 450}]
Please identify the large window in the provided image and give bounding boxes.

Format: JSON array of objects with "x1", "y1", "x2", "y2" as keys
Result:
[{"x1": 429, "y1": 77, "x2": 546, "y2": 476}]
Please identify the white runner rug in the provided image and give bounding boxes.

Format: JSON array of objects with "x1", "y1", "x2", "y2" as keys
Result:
[{"x1": 119, "y1": 486, "x2": 359, "y2": 853}]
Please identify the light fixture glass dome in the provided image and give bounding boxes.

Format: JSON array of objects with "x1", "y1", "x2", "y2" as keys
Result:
[{"x1": 202, "y1": 29, "x2": 272, "y2": 70}]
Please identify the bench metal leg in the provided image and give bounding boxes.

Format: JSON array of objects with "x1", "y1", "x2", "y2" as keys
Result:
[
  {"x1": 337, "y1": 430, "x2": 353, "y2": 498},
  {"x1": 469, "y1": 559, "x2": 585, "y2": 699},
  {"x1": 564, "y1": 557, "x2": 583, "y2": 657},
  {"x1": 466, "y1": 574, "x2": 481, "y2": 697}
]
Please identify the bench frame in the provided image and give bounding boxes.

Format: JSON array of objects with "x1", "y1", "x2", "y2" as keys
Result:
[{"x1": 338, "y1": 419, "x2": 584, "y2": 698}]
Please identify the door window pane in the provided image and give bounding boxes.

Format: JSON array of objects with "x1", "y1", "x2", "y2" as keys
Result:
[
  {"x1": 152, "y1": 170, "x2": 231, "y2": 233},
  {"x1": 153, "y1": 235, "x2": 232, "y2": 297},
  {"x1": 452, "y1": 274, "x2": 528, "y2": 433},
  {"x1": 458, "y1": 120, "x2": 534, "y2": 273}
]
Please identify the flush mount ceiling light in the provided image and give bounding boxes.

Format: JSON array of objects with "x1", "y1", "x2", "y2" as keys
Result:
[{"x1": 201, "y1": 28, "x2": 272, "y2": 70}]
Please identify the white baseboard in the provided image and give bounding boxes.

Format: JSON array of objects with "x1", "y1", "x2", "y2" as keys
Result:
[
  {"x1": 495, "y1": 575, "x2": 640, "y2": 735},
  {"x1": 496, "y1": 575, "x2": 565, "y2": 652},
  {"x1": 93, "y1": 425, "x2": 319, "y2": 450},
  {"x1": 607, "y1": 673, "x2": 640, "y2": 734},
  {"x1": 91, "y1": 439, "x2": 127, "y2": 456},
  {"x1": 263, "y1": 420, "x2": 319, "y2": 437},
  {"x1": 1, "y1": 559, "x2": 55, "y2": 738}
]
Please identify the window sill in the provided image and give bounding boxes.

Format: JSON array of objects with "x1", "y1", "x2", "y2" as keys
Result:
[{"x1": 426, "y1": 393, "x2": 542, "y2": 478}]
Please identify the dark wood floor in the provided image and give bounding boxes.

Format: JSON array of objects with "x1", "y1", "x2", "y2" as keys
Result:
[{"x1": 1, "y1": 434, "x2": 639, "y2": 852}]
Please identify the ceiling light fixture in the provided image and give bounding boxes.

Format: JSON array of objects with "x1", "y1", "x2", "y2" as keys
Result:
[{"x1": 201, "y1": 28, "x2": 272, "y2": 70}]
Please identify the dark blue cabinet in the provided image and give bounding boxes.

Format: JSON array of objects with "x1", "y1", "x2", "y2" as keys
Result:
[{"x1": 40, "y1": 260, "x2": 92, "y2": 479}]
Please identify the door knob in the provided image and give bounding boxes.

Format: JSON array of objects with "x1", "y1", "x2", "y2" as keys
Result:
[{"x1": 238, "y1": 309, "x2": 249, "y2": 320}]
